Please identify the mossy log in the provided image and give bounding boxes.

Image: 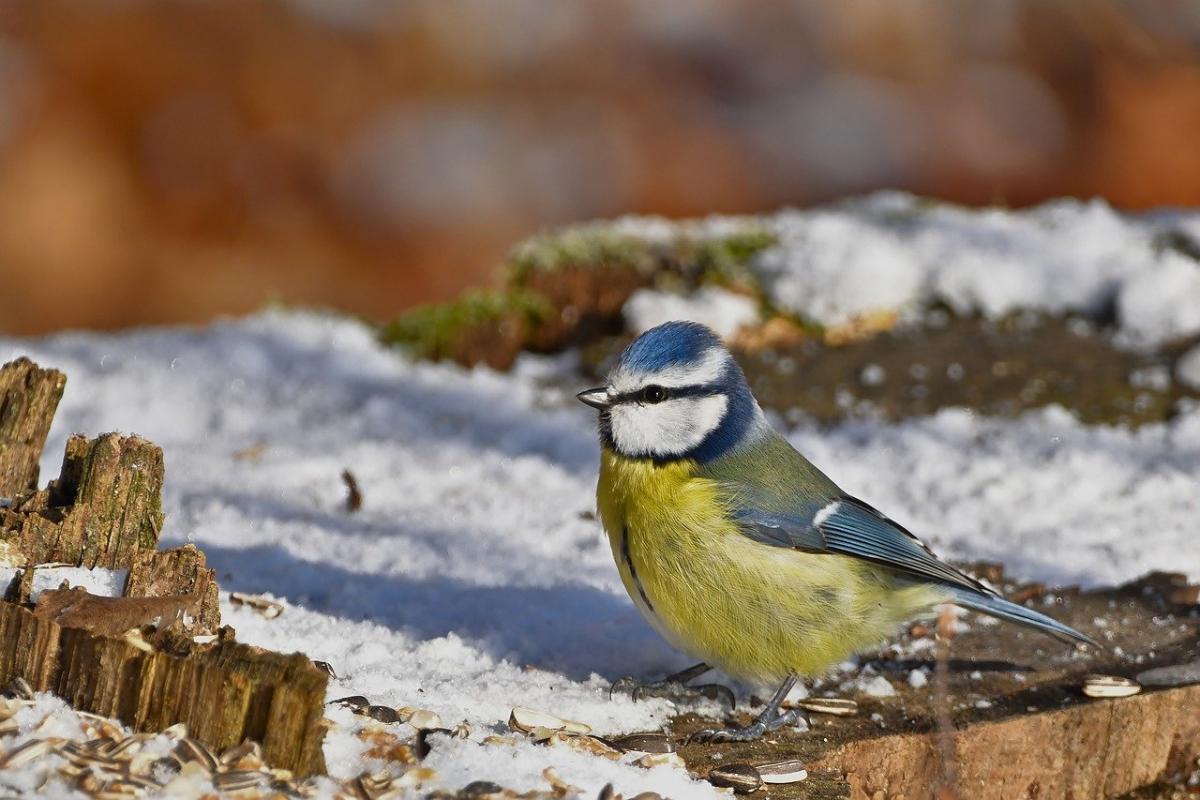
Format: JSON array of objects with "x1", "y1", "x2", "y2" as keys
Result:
[
  {"x1": 0, "y1": 600, "x2": 328, "y2": 775},
  {"x1": 0, "y1": 357, "x2": 65, "y2": 498}
]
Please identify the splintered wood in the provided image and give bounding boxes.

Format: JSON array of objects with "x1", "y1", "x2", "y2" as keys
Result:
[{"x1": 0, "y1": 357, "x2": 329, "y2": 777}]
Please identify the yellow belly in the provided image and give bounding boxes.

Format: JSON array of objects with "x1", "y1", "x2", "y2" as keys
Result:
[{"x1": 597, "y1": 449, "x2": 943, "y2": 686}]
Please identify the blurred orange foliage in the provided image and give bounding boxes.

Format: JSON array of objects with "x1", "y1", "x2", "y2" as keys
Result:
[{"x1": 1, "y1": 0, "x2": 1198, "y2": 332}]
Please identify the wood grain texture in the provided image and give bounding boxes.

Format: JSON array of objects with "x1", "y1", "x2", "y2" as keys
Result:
[
  {"x1": 2, "y1": 432, "x2": 164, "y2": 567},
  {"x1": 0, "y1": 357, "x2": 65, "y2": 498},
  {"x1": 806, "y1": 684, "x2": 1200, "y2": 800},
  {"x1": 0, "y1": 600, "x2": 328, "y2": 775}
]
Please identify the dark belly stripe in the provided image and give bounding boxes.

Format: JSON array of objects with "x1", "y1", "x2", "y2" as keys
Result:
[{"x1": 621, "y1": 525, "x2": 655, "y2": 613}]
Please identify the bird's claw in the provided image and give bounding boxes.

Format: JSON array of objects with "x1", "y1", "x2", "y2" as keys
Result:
[
  {"x1": 609, "y1": 677, "x2": 735, "y2": 709},
  {"x1": 687, "y1": 708, "x2": 806, "y2": 744},
  {"x1": 689, "y1": 721, "x2": 766, "y2": 744}
]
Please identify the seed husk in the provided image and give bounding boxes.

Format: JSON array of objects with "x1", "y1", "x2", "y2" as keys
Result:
[
  {"x1": 708, "y1": 763, "x2": 764, "y2": 793},
  {"x1": 756, "y1": 759, "x2": 808, "y2": 784},
  {"x1": 229, "y1": 592, "x2": 284, "y2": 619},
  {"x1": 313, "y1": 660, "x2": 338, "y2": 678},
  {"x1": 1137, "y1": 659, "x2": 1200, "y2": 688},
  {"x1": 332, "y1": 695, "x2": 371, "y2": 711},
  {"x1": 606, "y1": 731, "x2": 675, "y2": 754},
  {"x1": 795, "y1": 696, "x2": 858, "y2": 716},
  {"x1": 509, "y1": 706, "x2": 567, "y2": 733},
  {"x1": 219, "y1": 739, "x2": 263, "y2": 767},
  {"x1": 0, "y1": 738, "x2": 52, "y2": 768},
  {"x1": 406, "y1": 709, "x2": 443, "y2": 730},
  {"x1": 214, "y1": 770, "x2": 269, "y2": 791},
  {"x1": 171, "y1": 737, "x2": 218, "y2": 772},
  {"x1": 365, "y1": 705, "x2": 402, "y2": 724},
  {"x1": 1082, "y1": 674, "x2": 1141, "y2": 698},
  {"x1": 635, "y1": 752, "x2": 685, "y2": 769}
]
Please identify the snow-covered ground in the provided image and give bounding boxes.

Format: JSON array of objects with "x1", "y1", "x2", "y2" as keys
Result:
[{"x1": 3, "y1": 306, "x2": 1199, "y2": 795}]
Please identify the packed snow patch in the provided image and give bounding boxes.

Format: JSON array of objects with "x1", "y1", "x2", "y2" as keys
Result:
[
  {"x1": 1, "y1": 309, "x2": 1198, "y2": 791},
  {"x1": 623, "y1": 287, "x2": 759, "y2": 338}
]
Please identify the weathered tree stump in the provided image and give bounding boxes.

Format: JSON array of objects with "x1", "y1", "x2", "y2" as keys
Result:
[
  {"x1": 0, "y1": 357, "x2": 65, "y2": 498},
  {"x1": 0, "y1": 601, "x2": 328, "y2": 775},
  {"x1": 3, "y1": 432, "x2": 164, "y2": 568},
  {"x1": 0, "y1": 356, "x2": 329, "y2": 777}
]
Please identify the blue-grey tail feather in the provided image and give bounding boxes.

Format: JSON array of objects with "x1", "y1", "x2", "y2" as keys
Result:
[{"x1": 946, "y1": 587, "x2": 1099, "y2": 647}]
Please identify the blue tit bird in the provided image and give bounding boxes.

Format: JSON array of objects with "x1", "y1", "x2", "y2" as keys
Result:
[{"x1": 577, "y1": 320, "x2": 1095, "y2": 742}]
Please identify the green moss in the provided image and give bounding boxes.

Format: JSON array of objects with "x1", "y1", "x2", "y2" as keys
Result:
[
  {"x1": 505, "y1": 219, "x2": 778, "y2": 290},
  {"x1": 378, "y1": 288, "x2": 554, "y2": 361}
]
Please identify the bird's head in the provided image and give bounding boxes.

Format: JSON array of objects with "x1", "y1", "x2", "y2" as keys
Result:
[{"x1": 577, "y1": 321, "x2": 765, "y2": 462}]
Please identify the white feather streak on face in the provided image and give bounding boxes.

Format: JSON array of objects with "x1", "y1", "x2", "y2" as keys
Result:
[
  {"x1": 608, "y1": 394, "x2": 729, "y2": 458},
  {"x1": 608, "y1": 347, "x2": 729, "y2": 395}
]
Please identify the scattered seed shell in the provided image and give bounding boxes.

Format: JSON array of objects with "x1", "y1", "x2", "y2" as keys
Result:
[
  {"x1": 756, "y1": 759, "x2": 808, "y2": 784},
  {"x1": 1082, "y1": 675, "x2": 1141, "y2": 698},
  {"x1": 606, "y1": 732, "x2": 675, "y2": 754},
  {"x1": 0, "y1": 739, "x2": 53, "y2": 768},
  {"x1": 366, "y1": 705, "x2": 402, "y2": 724},
  {"x1": 509, "y1": 707, "x2": 568, "y2": 734},
  {"x1": 333, "y1": 695, "x2": 370, "y2": 711},
  {"x1": 406, "y1": 709, "x2": 443, "y2": 730},
  {"x1": 635, "y1": 752, "x2": 685, "y2": 769},
  {"x1": 795, "y1": 697, "x2": 859, "y2": 716},
  {"x1": 708, "y1": 764, "x2": 764, "y2": 793},
  {"x1": 482, "y1": 735, "x2": 517, "y2": 747},
  {"x1": 229, "y1": 592, "x2": 284, "y2": 619}
]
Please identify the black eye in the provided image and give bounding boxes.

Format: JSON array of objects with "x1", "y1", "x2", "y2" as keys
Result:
[{"x1": 641, "y1": 385, "x2": 668, "y2": 404}]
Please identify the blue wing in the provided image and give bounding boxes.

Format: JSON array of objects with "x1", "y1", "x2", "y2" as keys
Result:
[{"x1": 735, "y1": 495, "x2": 992, "y2": 594}]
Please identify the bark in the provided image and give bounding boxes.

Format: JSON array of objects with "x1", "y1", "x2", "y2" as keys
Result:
[{"x1": 0, "y1": 357, "x2": 65, "y2": 498}]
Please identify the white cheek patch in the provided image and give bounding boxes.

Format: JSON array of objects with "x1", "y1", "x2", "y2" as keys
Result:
[
  {"x1": 609, "y1": 394, "x2": 729, "y2": 458},
  {"x1": 609, "y1": 348, "x2": 729, "y2": 395}
]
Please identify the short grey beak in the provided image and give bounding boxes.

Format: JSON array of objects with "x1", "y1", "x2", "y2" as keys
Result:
[{"x1": 576, "y1": 387, "x2": 612, "y2": 410}]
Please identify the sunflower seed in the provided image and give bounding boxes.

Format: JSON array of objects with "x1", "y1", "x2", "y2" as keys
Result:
[
  {"x1": 565, "y1": 735, "x2": 622, "y2": 760},
  {"x1": 0, "y1": 738, "x2": 52, "y2": 768},
  {"x1": 508, "y1": 706, "x2": 566, "y2": 733},
  {"x1": 635, "y1": 752, "x2": 685, "y2": 769},
  {"x1": 508, "y1": 706, "x2": 590, "y2": 736},
  {"x1": 4, "y1": 677, "x2": 33, "y2": 700},
  {"x1": 219, "y1": 739, "x2": 263, "y2": 768},
  {"x1": 172, "y1": 737, "x2": 218, "y2": 772},
  {"x1": 1082, "y1": 675, "x2": 1141, "y2": 698},
  {"x1": 756, "y1": 759, "x2": 808, "y2": 784},
  {"x1": 161, "y1": 722, "x2": 188, "y2": 739},
  {"x1": 229, "y1": 592, "x2": 284, "y2": 619},
  {"x1": 366, "y1": 705, "x2": 401, "y2": 724},
  {"x1": 333, "y1": 695, "x2": 370, "y2": 712},
  {"x1": 313, "y1": 660, "x2": 338, "y2": 678},
  {"x1": 1137, "y1": 659, "x2": 1200, "y2": 688},
  {"x1": 214, "y1": 770, "x2": 268, "y2": 791},
  {"x1": 606, "y1": 731, "x2": 675, "y2": 754},
  {"x1": 406, "y1": 709, "x2": 443, "y2": 730},
  {"x1": 708, "y1": 763, "x2": 764, "y2": 793},
  {"x1": 795, "y1": 697, "x2": 859, "y2": 716}
]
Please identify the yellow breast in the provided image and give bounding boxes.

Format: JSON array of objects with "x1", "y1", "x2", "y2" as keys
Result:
[{"x1": 596, "y1": 448, "x2": 944, "y2": 686}]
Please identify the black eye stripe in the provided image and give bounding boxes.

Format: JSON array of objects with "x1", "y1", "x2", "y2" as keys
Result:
[{"x1": 611, "y1": 384, "x2": 720, "y2": 404}]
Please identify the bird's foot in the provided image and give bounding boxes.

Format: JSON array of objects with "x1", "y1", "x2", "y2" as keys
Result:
[
  {"x1": 688, "y1": 708, "x2": 807, "y2": 744},
  {"x1": 610, "y1": 676, "x2": 735, "y2": 709}
]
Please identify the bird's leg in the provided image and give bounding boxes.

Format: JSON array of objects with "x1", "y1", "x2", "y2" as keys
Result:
[
  {"x1": 689, "y1": 674, "x2": 808, "y2": 743},
  {"x1": 610, "y1": 662, "x2": 735, "y2": 708}
]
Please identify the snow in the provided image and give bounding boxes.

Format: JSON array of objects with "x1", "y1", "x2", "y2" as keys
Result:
[
  {"x1": 0, "y1": 211, "x2": 1198, "y2": 789},
  {"x1": 623, "y1": 287, "x2": 759, "y2": 339},
  {"x1": 608, "y1": 193, "x2": 1200, "y2": 346},
  {"x1": 0, "y1": 566, "x2": 128, "y2": 600},
  {"x1": 1177, "y1": 343, "x2": 1200, "y2": 391}
]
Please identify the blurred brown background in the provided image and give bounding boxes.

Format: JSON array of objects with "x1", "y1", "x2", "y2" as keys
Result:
[{"x1": 2, "y1": 0, "x2": 1200, "y2": 334}]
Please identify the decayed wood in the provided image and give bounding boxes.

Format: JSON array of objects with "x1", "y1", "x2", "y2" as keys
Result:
[
  {"x1": 125, "y1": 543, "x2": 221, "y2": 635},
  {"x1": 806, "y1": 684, "x2": 1200, "y2": 800},
  {"x1": 0, "y1": 599, "x2": 328, "y2": 775},
  {"x1": 0, "y1": 358, "x2": 65, "y2": 498},
  {"x1": 2, "y1": 432, "x2": 164, "y2": 567}
]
